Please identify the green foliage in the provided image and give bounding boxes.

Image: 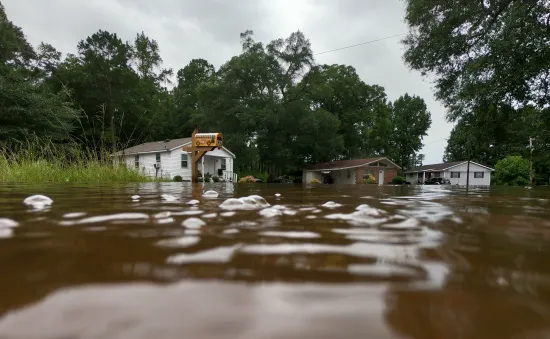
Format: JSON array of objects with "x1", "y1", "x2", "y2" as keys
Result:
[
  {"x1": 402, "y1": 0, "x2": 550, "y2": 120},
  {"x1": 212, "y1": 175, "x2": 220, "y2": 182},
  {"x1": 392, "y1": 176, "x2": 405, "y2": 185},
  {"x1": 367, "y1": 174, "x2": 377, "y2": 184},
  {"x1": 0, "y1": 140, "x2": 152, "y2": 183},
  {"x1": 389, "y1": 94, "x2": 431, "y2": 170},
  {"x1": 492, "y1": 156, "x2": 530, "y2": 186},
  {"x1": 173, "y1": 175, "x2": 183, "y2": 182},
  {"x1": 0, "y1": 5, "x2": 434, "y2": 180},
  {"x1": 309, "y1": 179, "x2": 321, "y2": 184}
]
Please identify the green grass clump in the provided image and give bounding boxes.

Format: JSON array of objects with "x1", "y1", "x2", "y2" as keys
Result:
[{"x1": 0, "y1": 140, "x2": 156, "y2": 183}]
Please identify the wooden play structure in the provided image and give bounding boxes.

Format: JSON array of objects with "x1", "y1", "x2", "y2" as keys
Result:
[{"x1": 183, "y1": 129, "x2": 224, "y2": 183}]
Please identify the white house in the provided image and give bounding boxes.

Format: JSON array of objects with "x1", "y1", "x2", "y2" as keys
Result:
[
  {"x1": 117, "y1": 137, "x2": 237, "y2": 182},
  {"x1": 405, "y1": 161, "x2": 494, "y2": 186}
]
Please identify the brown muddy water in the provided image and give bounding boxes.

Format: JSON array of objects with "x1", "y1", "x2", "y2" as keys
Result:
[{"x1": 0, "y1": 183, "x2": 549, "y2": 339}]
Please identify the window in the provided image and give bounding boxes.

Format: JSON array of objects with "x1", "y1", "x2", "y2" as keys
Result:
[
  {"x1": 134, "y1": 155, "x2": 139, "y2": 169},
  {"x1": 432, "y1": 172, "x2": 441, "y2": 178},
  {"x1": 181, "y1": 153, "x2": 188, "y2": 168},
  {"x1": 474, "y1": 172, "x2": 484, "y2": 178},
  {"x1": 221, "y1": 158, "x2": 227, "y2": 170},
  {"x1": 155, "y1": 153, "x2": 161, "y2": 163},
  {"x1": 451, "y1": 172, "x2": 460, "y2": 178}
]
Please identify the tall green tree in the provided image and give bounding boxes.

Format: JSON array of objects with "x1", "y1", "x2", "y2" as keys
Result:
[
  {"x1": 402, "y1": 0, "x2": 550, "y2": 120},
  {"x1": 389, "y1": 94, "x2": 431, "y2": 170}
]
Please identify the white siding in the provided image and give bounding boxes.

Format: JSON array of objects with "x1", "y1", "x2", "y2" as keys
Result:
[
  {"x1": 334, "y1": 169, "x2": 356, "y2": 184},
  {"x1": 445, "y1": 163, "x2": 491, "y2": 186},
  {"x1": 124, "y1": 144, "x2": 235, "y2": 181}
]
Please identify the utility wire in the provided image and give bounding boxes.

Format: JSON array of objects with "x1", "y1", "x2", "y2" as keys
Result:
[{"x1": 314, "y1": 33, "x2": 407, "y2": 56}]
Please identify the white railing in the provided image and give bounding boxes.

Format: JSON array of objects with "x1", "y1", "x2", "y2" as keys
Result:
[{"x1": 222, "y1": 171, "x2": 237, "y2": 182}]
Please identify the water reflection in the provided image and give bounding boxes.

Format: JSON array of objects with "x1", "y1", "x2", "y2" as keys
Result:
[{"x1": 0, "y1": 183, "x2": 549, "y2": 338}]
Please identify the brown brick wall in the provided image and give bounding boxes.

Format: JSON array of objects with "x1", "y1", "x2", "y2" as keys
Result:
[{"x1": 355, "y1": 166, "x2": 398, "y2": 184}]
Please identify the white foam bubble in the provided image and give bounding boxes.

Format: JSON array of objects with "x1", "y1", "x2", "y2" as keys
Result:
[
  {"x1": 223, "y1": 229, "x2": 240, "y2": 234},
  {"x1": 154, "y1": 211, "x2": 172, "y2": 219},
  {"x1": 60, "y1": 213, "x2": 149, "y2": 225},
  {"x1": 355, "y1": 204, "x2": 386, "y2": 216},
  {"x1": 182, "y1": 217, "x2": 206, "y2": 229},
  {"x1": 299, "y1": 207, "x2": 316, "y2": 211},
  {"x1": 0, "y1": 218, "x2": 19, "y2": 228},
  {"x1": 131, "y1": 195, "x2": 141, "y2": 201},
  {"x1": 322, "y1": 201, "x2": 342, "y2": 209},
  {"x1": 259, "y1": 231, "x2": 320, "y2": 239},
  {"x1": 324, "y1": 211, "x2": 389, "y2": 226},
  {"x1": 275, "y1": 193, "x2": 281, "y2": 197},
  {"x1": 259, "y1": 208, "x2": 283, "y2": 218},
  {"x1": 202, "y1": 190, "x2": 219, "y2": 198},
  {"x1": 167, "y1": 246, "x2": 237, "y2": 264},
  {"x1": 305, "y1": 215, "x2": 317, "y2": 219},
  {"x1": 220, "y1": 211, "x2": 236, "y2": 217},
  {"x1": 155, "y1": 218, "x2": 175, "y2": 224},
  {"x1": 219, "y1": 195, "x2": 270, "y2": 210},
  {"x1": 157, "y1": 236, "x2": 200, "y2": 248},
  {"x1": 23, "y1": 195, "x2": 53, "y2": 209},
  {"x1": 161, "y1": 194, "x2": 179, "y2": 202},
  {"x1": 202, "y1": 213, "x2": 217, "y2": 219},
  {"x1": 187, "y1": 200, "x2": 200, "y2": 205},
  {"x1": 382, "y1": 218, "x2": 421, "y2": 230},
  {"x1": 0, "y1": 229, "x2": 13, "y2": 238}
]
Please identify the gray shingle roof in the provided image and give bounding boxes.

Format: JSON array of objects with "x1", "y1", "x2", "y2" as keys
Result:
[
  {"x1": 117, "y1": 137, "x2": 192, "y2": 155},
  {"x1": 305, "y1": 157, "x2": 400, "y2": 170}
]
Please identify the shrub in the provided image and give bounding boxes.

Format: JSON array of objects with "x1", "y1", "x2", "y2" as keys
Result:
[
  {"x1": 173, "y1": 175, "x2": 183, "y2": 182},
  {"x1": 309, "y1": 179, "x2": 321, "y2": 184},
  {"x1": 493, "y1": 156, "x2": 530, "y2": 186},
  {"x1": 392, "y1": 176, "x2": 405, "y2": 185},
  {"x1": 212, "y1": 175, "x2": 220, "y2": 182},
  {"x1": 367, "y1": 174, "x2": 376, "y2": 184},
  {"x1": 238, "y1": 175, "x2": 256, "y2": 183}
]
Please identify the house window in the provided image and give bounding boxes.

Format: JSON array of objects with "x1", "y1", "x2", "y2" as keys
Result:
[
  {"x1": 433, "y1": 172, "x2": 441, "y2": 177},
  {"x1": 221, "y1": 158, "x2": 227, "y2": 170},
  {"x1": 474, "y1": 172, "x2": 484, "y2": 178},
  {"x1": 155, "y1": 153, "x2": 161, "y2": 163},
  {"x1": 134, "y1": 155, "x2": 139, "y2": 169},
  {"x1": 181, "y1": 153, "x2": 188, "y2": 168},
  {"x1": 451, "y1": 172, "x2": 460, "y2": 178}
]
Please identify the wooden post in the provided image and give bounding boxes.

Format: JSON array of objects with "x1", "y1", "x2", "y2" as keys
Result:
[{"x1": 184, "y1": 128, "x2": 216, "y2": 183}]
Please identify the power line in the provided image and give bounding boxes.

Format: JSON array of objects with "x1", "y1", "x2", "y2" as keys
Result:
[{"x1": 314, "y1": 33, "x2": 407, "y2": 56}]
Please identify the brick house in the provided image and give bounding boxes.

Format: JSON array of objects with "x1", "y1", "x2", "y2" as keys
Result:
[{"x1": 302, "y1": 157, "x2": 401, "y2": 185}]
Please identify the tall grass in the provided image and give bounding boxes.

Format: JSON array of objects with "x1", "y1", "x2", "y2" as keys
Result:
[{"x1": 0, "y1": 140, "x2": 154, "y2": 183}]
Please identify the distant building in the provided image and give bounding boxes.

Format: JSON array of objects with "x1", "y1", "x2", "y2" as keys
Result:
[
  {"x1": 303, "y1": 157, "x2": 401, "y2": 185},
  {"x1": 117, "y1": 137, "x2": 236, "y2": 182},
  {"x1": 405, "y1": 161, "x2": 494, "y2": 186}
]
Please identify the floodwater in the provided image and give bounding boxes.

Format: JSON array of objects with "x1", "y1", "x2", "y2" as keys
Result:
[{"x1": 0, "y1": 183, "x2": 550, "y2": 339}]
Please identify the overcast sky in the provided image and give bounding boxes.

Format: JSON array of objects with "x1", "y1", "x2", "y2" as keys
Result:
[{"x1": 4, "y1": 0, "x2": 453, "y2": 164}]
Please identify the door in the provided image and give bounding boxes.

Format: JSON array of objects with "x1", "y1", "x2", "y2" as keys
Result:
[{"x1": 378, "y1": 169, "x2": 385, "y2": 185}]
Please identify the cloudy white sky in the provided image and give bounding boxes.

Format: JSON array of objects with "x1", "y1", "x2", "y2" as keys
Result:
[{"x1": 4, "y1": 0, "x2": 453, "y2": 164}]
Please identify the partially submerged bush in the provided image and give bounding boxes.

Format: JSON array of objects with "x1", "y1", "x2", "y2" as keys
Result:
[
  {"x1": 309, "y1": 179, "x2": 321, "y2": 184},
  {"x1": 366, "y1": 174, "x2": 376, "y2": 184},
  {"x1": 173, "y1": 175, "x2": 183, "y2": 182},
  {"x1": 212, "y1": 175, "x2": 220, "y2": 182},
  {"x1": 238, "y1": 175, "x2": 256, "y2": 183},
  {"x1": 392, "y1": 176, "x2": 405, "y2": 185}
]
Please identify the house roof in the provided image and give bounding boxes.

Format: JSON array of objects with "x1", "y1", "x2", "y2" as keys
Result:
[
  {"x1": 305, "y1": 157, "x2": 400, "y2": 171},
  {"x1": 405, "y1": 161, "x2": 494, "y2": 173},
  {"x1": 116, "y1": 137, "x2": 236, "y2": 158}
]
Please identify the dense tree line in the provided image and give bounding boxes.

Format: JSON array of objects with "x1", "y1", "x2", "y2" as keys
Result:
[
  {"x1": 402, "y1": 0, "x2": 550, "y2": 184},
  {"x1": 1, "y1": 3, "x2": 432, "y2": 177}
]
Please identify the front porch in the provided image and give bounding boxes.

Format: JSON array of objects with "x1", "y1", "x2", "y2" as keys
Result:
[{"x1": 197, "y1": 155, "x2": 237, "y2": 182}]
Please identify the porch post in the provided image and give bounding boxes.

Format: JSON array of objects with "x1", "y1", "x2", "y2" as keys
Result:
[{"x1": 422, "y1": 171, "x2": 425, "y2": 183}]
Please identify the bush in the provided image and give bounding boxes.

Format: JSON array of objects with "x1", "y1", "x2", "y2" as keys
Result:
[
  {"x1": 366, "y1": 174, "x2": 376, "y2": 184},
  {"x1": 493, "y1": 156, "x2": 530, "y2": 186},
  {"x1": 309, "y1": 179, "x2": 321, "y2": 184},
  {"x1": 392, "y1": 176, "x2": 405, "y2": 185},
  {"x1": 173, "y1": 175, "x2": 183, "y2": 182},
  {"x1": 212, "y1": 175, "x2": 220, "y2": 182},
  {"x1": 238, "y1": 175, "x2": 256, "y2": 183}
]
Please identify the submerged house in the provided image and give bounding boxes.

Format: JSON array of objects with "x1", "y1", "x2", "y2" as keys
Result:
[
  {"x1": 303, "y1": 157, "x2": 401, "y2": 185},
  {"x1": 405, "y1": 161, "x2": 494, "y2": 186},
  {"x1": 117, "y1": 137, "x2": 237, "y2": 182}
]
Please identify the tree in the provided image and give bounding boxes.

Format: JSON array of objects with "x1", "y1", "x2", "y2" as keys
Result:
[
  {"x1": 389, "y1": 94, "x2": 431, "y2": 170},
  {"x1": 492, "y1": 155, "x2": 530, "y2": 186},
  {"x1": 0, "y1": 3, "x2": 79, "y2": 144},
  {"x1": 402, "y1": 0, "x2": 550, "y2": 121}
]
